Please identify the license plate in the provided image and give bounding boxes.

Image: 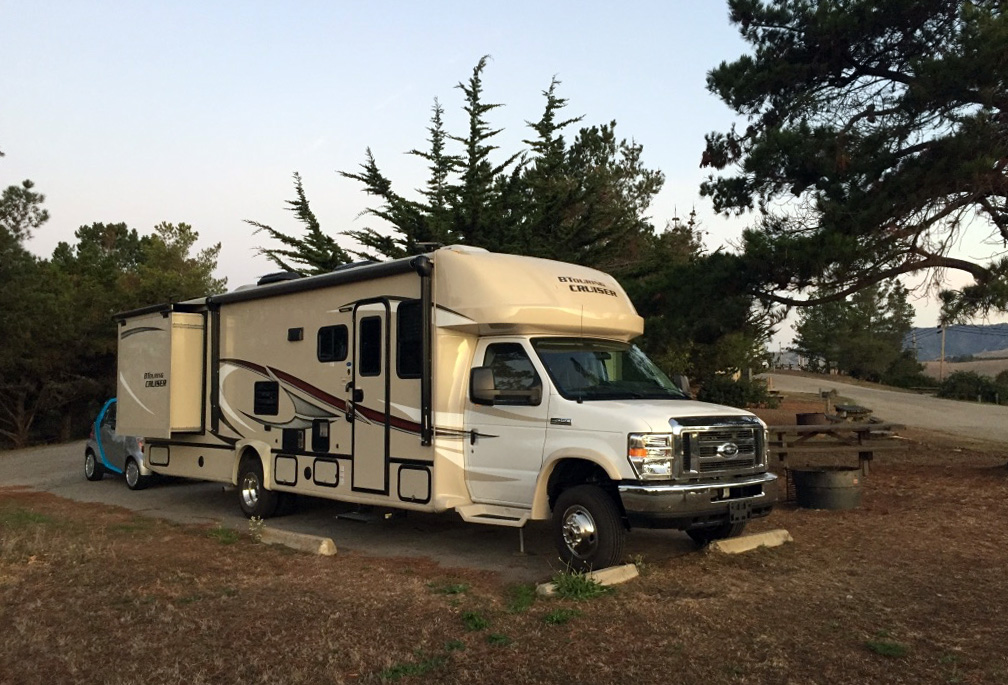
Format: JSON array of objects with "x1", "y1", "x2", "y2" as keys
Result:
[{"x1": 729, "y1": 500, "x2": 752, "y2": 523}]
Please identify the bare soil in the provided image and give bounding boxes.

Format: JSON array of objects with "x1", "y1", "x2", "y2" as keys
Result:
[{"x1": 1, "y1": 398, "x2": 1007, "y2": 684}]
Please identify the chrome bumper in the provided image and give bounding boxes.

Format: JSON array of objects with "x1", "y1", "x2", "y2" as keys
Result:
[{"x1": 617, "y1": 472, "x2": 778, "y2": 529}]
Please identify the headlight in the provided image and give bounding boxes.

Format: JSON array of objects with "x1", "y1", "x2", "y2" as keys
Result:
[{"x1": 627, "y1": 433, "x2": 674, "y2": 480}]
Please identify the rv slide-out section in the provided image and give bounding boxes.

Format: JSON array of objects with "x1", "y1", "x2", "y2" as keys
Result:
[{"x1": 116, "y1": 245, "x2": 776, "y2": 570}]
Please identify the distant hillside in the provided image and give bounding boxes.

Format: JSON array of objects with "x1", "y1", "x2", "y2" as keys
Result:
[{"x1": 905, "y1": 324, "x2": 1008, "y2": 361}]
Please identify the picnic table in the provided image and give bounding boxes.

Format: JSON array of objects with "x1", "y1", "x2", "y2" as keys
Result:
[{"x1": 766, "y1": 421, "x2": 906, "y2": 500}]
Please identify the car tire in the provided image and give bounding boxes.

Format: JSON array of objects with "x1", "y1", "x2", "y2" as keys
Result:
[
  {"x1": 237, "y1": 455, "x2": 279, "y2": 518},
  {"x1": 84, "y1": 449, "x2": 104, "y2": 482},
  {"x1": 553, "y1": 484, "x2": 625, "y2": 572},
  {"x1": 124, "y1": 457, "x2": 149, "y2": 491},
  {"x1": 687, "y1": 521, "x2": 747, "y2": 546}
]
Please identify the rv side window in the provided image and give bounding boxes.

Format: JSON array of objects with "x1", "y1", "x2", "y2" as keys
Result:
[
  {"x1": 481, "y1": 343, "x2": 542, "y2": 406},
  {"x1": 317, "y1": 325, "x2": 348, "y2": 363},
  {"x1": 359, "y1": 316, "x2": 382, "y2": 376},
  {"x1": 396, "y1": 300, "x2": 422, "y2": 379},
  {"x1": 254, "y1": 381, "x2": 280, "y2": 415}
]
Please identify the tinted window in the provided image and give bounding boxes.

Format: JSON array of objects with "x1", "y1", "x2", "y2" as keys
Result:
[
  {"x1": 102, "y1": 403, "x2": 117, "y2": 429},
  {"x1": 397, "y1": 300, "x2": 422, "y2": 379},
  {"x1": 317, "y1": 325, "x2": 348, "y2": 362},
  {"x1": 482, "y1": 343, "x2": 542, "y2": 405},
  {"x1": 359, "y1": 316, "x2": 382, "y2": 376}
]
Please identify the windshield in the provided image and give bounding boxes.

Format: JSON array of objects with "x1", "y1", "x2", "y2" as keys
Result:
[{"x1": 532, "y1": 338, "x2": 688, "y2": 401}]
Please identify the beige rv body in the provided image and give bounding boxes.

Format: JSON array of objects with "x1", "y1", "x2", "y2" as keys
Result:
[{"x1": 117, "y1": 245, "x2": 776, "y2": 567}]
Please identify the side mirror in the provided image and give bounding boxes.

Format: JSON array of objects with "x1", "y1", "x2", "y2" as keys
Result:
[
  {"x1": 672, "y1": 374, "x2": 691, "y2": 395},
  {"x1": 470, "y1": 367, "x2": 542, "y2": 406},
  {"x1": 470, "y1": 367, "x2": 497, "y2": 405}
]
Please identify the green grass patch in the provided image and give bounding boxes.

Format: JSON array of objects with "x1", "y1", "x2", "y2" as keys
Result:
[
  {"x1": 428, "y1": 581, "x2": 469, "y2": 595},
  {"x1": 551, "y1": 571, "x2": 613, "y2": 600},
  {"x1": 0, "y1": 508, "x2": 54, "y2": 528},
  {"x1": 505, "y1": 583, "x2": 537, "y2": 613},
  {"x1": 461, "y1": 611, "x2": 490, "y2": 631},
  {"x1": 378, "y1": 654, "x2": 447, "y2": 681},
  {"x1": 543, "y1": 608, "x2": 581, "y2": 626},
  {"x1": 865, "y1": 639, "x2": 909, "y2": 658},
  {"x1": 206, "y1": 525, "x2": 240, "y2": 545},
  {"x1": 444, "y1": 639, "x2": 465, "y2": 652},
  {"x1": 486, "y1": 633, "x2": 511, "y2": 646}
]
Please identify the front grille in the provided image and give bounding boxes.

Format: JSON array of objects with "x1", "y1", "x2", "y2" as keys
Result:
[
  {"x1": 699, "y1": 457, "x2": 755, "y2": 473},
  {"x1": 679, "y1": 420, "x2": 762, "y2": 475}
]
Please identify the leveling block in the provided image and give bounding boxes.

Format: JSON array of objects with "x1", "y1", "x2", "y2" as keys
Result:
[
  {"x1": 260, "y1": 527, "x2": 337, "y2": 556},
  {"x1": 709, "y1": 528, "x2": 792, "y2": 554}
]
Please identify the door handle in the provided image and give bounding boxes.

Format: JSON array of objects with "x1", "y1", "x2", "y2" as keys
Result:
[
  {"x1": 470, "y1": 430, "x2": 477, "y2": 446},
  {"x1": 353, "y1": 388, "x2": 364, "y2": 403}
]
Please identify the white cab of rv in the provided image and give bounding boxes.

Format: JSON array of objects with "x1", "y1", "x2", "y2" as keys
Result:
[{"x1": 116, "y1": 245, "x2": 776, "y2": 570}]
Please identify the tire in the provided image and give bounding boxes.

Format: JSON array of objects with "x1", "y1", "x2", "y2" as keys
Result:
[
  {"x1": 84, "y1": 449, "x2": 104, "y2": 482},
  {"x1": 124, "y1": 458, "x2": 149, "y2": 491},
  {"x1": 237, "y1": 456, "x2": 279, "y2": 518},
  {"x1": 552, "y1": 484, "x2": 626, "y2": 572},
  {"x1": 687, "y1": 521, "x2": 747, "y2": 546}
]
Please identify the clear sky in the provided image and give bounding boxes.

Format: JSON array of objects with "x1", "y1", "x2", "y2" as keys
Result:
[{"x1": 2, "y1": 1, "x2": 998, "y2": 339}]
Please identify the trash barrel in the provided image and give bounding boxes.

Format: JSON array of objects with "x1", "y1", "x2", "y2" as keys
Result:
[{"x1": 790, "y1": 466, "x2": 862, "y2": 510}]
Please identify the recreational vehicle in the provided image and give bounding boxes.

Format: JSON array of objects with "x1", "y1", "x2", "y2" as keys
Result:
[{"x1": 116, "y1": 245, "x2": 776, "y2": 569}]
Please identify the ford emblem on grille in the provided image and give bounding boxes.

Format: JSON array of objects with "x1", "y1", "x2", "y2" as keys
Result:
[{"x1": 717, "y1": 442, "x2": 740, "y2": 457}]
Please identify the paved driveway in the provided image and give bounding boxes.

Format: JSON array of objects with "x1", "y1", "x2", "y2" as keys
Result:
[
  {"x1": 0, "y1": 440, "x2": 698, "y2": 582},
  {"x1": 764, "y1": 373, "x2": 1008, "y2": 444}
]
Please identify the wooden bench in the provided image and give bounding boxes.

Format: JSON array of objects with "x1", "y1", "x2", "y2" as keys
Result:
[{"x1": 766, "y1": 422, "x2": 906, "y2": 500}]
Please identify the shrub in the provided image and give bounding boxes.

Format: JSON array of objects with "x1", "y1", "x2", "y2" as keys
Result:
[
  {"x1": 937, "y1": 371, "x2": 1001, "y2": 403},
  {"x1": 696, "y1": 376, "x2": 780, "y2": 409}
]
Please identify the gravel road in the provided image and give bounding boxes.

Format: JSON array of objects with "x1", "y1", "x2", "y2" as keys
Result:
[{"x1": 764, "y1": 372, "x2": 1008, "y2": 444}]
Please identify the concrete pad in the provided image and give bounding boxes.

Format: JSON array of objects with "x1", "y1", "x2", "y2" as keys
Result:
[
  {"x1": 536, "y1": 563, "x2": 639, "y2": 596},
  {"x1": 260, "y1": 526, "x2": 337, "y2": 556},
  {"x1": 710, "y1": 528, "x2": 792, "y2": 555}
]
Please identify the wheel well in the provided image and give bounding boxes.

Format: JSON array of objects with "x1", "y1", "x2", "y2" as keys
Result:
[
  {"x1": 239, "y1": 447, "x2": 260, "y2": 467},
  {"x1": 546, "y1": 458, "x2": 623, "y2": 515},
  {"x1": 234, "y1": 446, "x2": 266, "y2": 485}
]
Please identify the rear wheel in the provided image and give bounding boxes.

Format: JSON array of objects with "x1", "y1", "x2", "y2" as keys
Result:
[
  {"x1": 237, "y1": 456, "x2": 278, "y2": 518},
  {"x1": 687, "y1": 521, "x2": 747, "y2": 545},
  {"x1": 552, "y1": 484, "x2": 625, "y2": 572},
  {"x1": 84, "y1": 450, "x2": 104, "y2": 482},
  {"x1": 124, "y1": 457, "x2": 149, "y2": 491}
]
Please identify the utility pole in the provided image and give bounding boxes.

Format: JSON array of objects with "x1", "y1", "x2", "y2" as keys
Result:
[{"x1": 939, "y1": 326, "x2": 946, "y2": 382}]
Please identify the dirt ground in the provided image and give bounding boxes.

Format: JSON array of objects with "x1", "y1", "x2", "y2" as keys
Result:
[{"x1": 1, "y1": 398, "x2": 1007, "y2": 684}]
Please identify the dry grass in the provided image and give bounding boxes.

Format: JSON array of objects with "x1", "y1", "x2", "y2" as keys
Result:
[
  {"x1": 922, "y1": 358, "x2": 1008, "y2": 380},
  {"x1": 2, "y1": 419, "x2": 1008, "y2": 684}
]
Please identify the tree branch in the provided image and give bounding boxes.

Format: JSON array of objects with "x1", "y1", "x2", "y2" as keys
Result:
[{"x1": 754, "y1": 253, "x2": 991, "y2": 306}]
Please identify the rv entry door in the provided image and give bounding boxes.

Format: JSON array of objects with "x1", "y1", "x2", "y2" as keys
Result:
[{"x1": 351, "y1": 301, "x2": 390, "y2": 493}]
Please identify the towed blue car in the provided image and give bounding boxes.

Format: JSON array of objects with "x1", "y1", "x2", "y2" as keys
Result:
[{"x1": 84, "y1": 398, "x2": 152, "y2": 490}]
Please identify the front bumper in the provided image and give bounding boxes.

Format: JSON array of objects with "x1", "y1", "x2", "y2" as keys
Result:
[{"x1": 618, "y1": 472, "x2": 778, "y2": 529}]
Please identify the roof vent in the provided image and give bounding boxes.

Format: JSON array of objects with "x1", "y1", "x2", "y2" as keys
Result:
[{"x1": 257, "y1": 271, "x2": 303, "y2": 287}]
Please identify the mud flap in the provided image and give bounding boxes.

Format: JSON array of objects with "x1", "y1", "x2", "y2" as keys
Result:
[{"x1": 729, "y1": 499, "x2": 752, "y2": 524}]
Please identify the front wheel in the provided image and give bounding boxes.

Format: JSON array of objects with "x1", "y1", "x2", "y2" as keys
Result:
[
  {"x1": 84, "y1": 450, "x2": 104, "y2": 481},
  {"x1": 237, "y1": 456, "x2": 278, "y2": 518},
  {"x1": 687, "y1": 521, "x2": 746, "y2": 546},
  {"x1": 552, "y1": 484, "x2": 626, "y2": 572}
]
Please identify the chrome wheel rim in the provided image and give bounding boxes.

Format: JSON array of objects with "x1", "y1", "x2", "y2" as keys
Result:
[
  {"x1": 241, "y1": 472, "x2": 260, "y2": 509},
  {"x1": 85, "y1": 453, "x2": 95, "y2": 478},
  {"x1": 561, "y1": 505, "x2": 597, "y2": 558},
  {"x1": 126, "y1": 460, "x2": 139, "y2": 487}
]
